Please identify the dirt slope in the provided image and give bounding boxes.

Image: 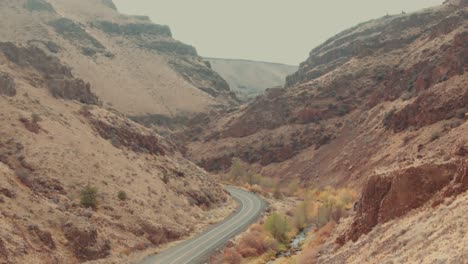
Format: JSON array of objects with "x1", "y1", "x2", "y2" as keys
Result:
[
  {"x1": 0, "y1": 27, "x2": 231, "y2": 264},
  {"x1": 206, "y1": 58, "x2": 298, "y2": 101},
  {"x1": 0, "y1": 0, "x2": 238, "y2": 123}
]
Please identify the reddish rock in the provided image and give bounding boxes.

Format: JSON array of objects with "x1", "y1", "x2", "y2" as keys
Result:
[
  {"x1": 0, "y1": 238, "x2": 8, "y2": 259},
  {"x1": 0, "y1": 42, "x2": 99, "y2": 105},
  {"x1": 339, "y1": 161, "x2": 467, "y2": 244},
  {"x1": 29, "y1": 225, "x2": 56, "y2": 250},
  {"x1": 0, "y1": 188, "x2": 16, "y2": 199},
  {"x1": 19, "y1": 117, "x2": 41, "y2": 134},
  {"x1": 90, "y1": 118, "x2": 167, "y2": 156},
  {"x1": 62, "y1": 222, "x2": 111, "y2": 262},
  {"x1": 455, "y1": 144, "x2": 468, "y2": 156},
  {"x1": 139, "y1": 221, "x2": 183, "y2": 246}
]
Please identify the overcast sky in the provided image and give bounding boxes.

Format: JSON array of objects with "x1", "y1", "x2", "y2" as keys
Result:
[{"x1": 113, "y1": 0, "x2": 442, "y2": 65}]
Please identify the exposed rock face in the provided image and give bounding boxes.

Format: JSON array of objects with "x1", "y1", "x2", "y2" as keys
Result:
[
  {"x1": 0, "y1": 42, "x2": 71, "y2": 77},
  {"x1": 0, "y1": 3, "x2": 232, "y2": 263},
  {"x1": 47, "y1": 79, "x2": 98, "y2": 104},
  {"x1": 62, "y1": 221, "x2": 111, "y2": 262},
  {"x1": 29, "y1": 225, "x2": 56, "y2": 250},
  {"x1": 24, "y1": 0, "x2": 55, "y2": 12},
  {"x1": 169, "y1": 57, "x2": 235, "y2": 99},
  {"x1": 139, "y1": 221, "x2": 184, "y2": 246},
  {"x1": 88, "y1": 115, "x2": 171, "y2": 156},
  {"x1": 338, "y1": 160, "x2": 467, "y2": 244},
  {"x1": 92, "y1": 21, "x2": 171, "y2": 37},
  {"x1": 101, "y1": 0, "x2": 117, "y2": 10},
  {"x1": 187, "y1": 3, "x2": 467, "y2": 177},
  {"x1": 49, "y1": 18, "x2": 107, "y2": 57},
  {"x1": 0, "y1": 72, "x2": 16, "y2": 97},
  {"x1": 0, "y1": 42, "x2": 99, "y2": 104},
  {"x1": 444, "y1": 0, "x2": 468, "y2": 7}
]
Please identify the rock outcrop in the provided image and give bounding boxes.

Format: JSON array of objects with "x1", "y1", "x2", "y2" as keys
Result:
[
  {"x1": 0, "y1": 42, "x2": 99, "y2": 104},
  {"x1": 0, "y1": 72, "x2": 16, "y2": 97},
  {"x1": 62, "y1": 221, "x2": 111, "y2": 261},
  {"x1": 186, "y1": 3, "x2": 468, "y2": 180},
  {"x1": 338, "y1": 160, "x2": 467, "y2": 244},
  {"x1": 1, "y1": 0, "x2": 238, "y2": 131}
]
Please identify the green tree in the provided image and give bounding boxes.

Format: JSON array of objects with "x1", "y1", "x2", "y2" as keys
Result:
[
  {"x1": 80, "y1": 185, "x2": 98, "y2": 209},
  {"x1": 265, "y1": 213, "x2": 290, "y2": 243},
  {"x1": 229, "y1": 158, "x2": 245, "y2": 182},
  {"x1": 294, "y1": 201, "x2": 310, "y2": 230},
  {"x1": 273, "y1": 184, "x2": 282, "y2": 199},
  {"x1": 288, "y1": 179, "x2": 299, "y2": 195}
]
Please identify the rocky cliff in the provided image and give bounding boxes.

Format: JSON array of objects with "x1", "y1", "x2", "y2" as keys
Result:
[
  {"x1": 0, "y1": 0, "x2": 238, "y2": 127},
  {"x1": 188, "y1": 2, "x2": 467, "y2": 185},
  {"x1": 0, "y1": 4, "x2": 233, "y2": 263},
  {"x1": 186, "y1": 2, "x2": 467, "y2": 262}
]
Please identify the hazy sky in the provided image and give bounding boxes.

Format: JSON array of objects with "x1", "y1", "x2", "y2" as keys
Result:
[{"x1": 113, "y1": 0, "x2": 442, "y2": 65}]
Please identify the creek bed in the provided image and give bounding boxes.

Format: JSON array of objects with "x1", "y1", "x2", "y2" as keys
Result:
[{"x1": 267, "y1": 226, "x2": 314, "y2": 263}]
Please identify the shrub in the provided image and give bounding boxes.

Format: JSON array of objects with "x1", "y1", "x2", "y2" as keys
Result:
[
  {"x1": 229, "y1": 158, "x2": 246, "y2": 182},
  {"x1": 223, "y1": 247, "x2": 242, "y2": 264},
  {"x1": 297, "y1": 222, "x2": 336, "y2": 264},
  {"x1": 273, "y1": 184, "x2": 282, "y2": 199},
  {"x1": 265, "y1": 213, "x2": 290, "y2": 243},
  {"x1": 430, "y1": 132, "x2": 441, "y2": 142},
  {"x1": 117, "y1": 190, "x2": 127, "y2": 201},
  {"x1": 31, "y1": 113, "x2": 41, "y2": 123},
  {"x1": 162, "y1": 173, "x2": 170, "y2": 184},
  {"x1": 383, "y1": 108, "x2": 396, "y2": 128},
  {"x1": 288, "y1": 179, "x2": 299, "y2": 196},
  {"x1": 293, "y1": 202, "x2": 310, "y2": 230},
  {"x1": 456, "y1": 108, "x2": 466, "y2": 119},
  {"x1": 80, "y1": 185, "x2": 98, "y2": 209},
  {"x1": 238, "y1": 231, "x2": 268, "y2": 257},
  {"x1": 248, "y1": 184, "x2": 262, "y2": 194}
]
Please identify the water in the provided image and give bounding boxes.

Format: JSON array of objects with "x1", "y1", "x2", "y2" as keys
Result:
[{"x1": 267, "y1": 226, "x2": 314, "y2": 263}]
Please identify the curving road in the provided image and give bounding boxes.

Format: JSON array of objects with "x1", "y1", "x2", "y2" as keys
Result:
[{"x1": 138, "y1": 187, "x2": 266, "y2": 264}]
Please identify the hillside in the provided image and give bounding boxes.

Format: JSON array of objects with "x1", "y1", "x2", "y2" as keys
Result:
[
  {"x1": 0, "y1": 0, "x2": 238, "y2": 125},
  {"x1": 187, "y1": 1, "x2": 467, "y2": 262},
  {"x1": 205, "y1": 58, "x2": 298, "y2": 101},
  {"x1": 188, "y1": 1, "x2": 467, "y2": 187},
  {"x1": 0, "y1": 1, "x2": 234, "y2": 263}
]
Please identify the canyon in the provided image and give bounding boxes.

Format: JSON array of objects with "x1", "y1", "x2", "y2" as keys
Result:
[{"x1": 0, "y1": 0, "x2": 467, "y2": 263}]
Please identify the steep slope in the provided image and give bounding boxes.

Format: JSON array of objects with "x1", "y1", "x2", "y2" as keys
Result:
[
  {"x1": 0, "y1": 30, "x2": 230, "y2": 264},
  {"x1": 188, "y1": 2, "x2": 467, "y2": 187},
  {"x1": 0, "y1": 0, "x2": 238, "y2": 125},
  {"x1": 187, "y1": 2, "x2": 467, "y2": 261},
  {"x1": 206, "y1": 58, "x2": 298, "y2": 101}
]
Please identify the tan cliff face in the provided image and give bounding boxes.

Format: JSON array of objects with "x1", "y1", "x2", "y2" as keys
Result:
[
  {"x1": 0, "y1": 26, "x2": 230, "y2": 264},
  {"x1": 0, "y1": 0, "x2": 238, "y2": 123}
]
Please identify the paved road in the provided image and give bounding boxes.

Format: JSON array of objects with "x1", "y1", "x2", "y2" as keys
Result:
[{"x1": 138, "y1": 187, "x2": 266, "y2": 264}]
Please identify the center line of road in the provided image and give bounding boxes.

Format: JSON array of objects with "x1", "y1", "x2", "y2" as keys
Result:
[
  {"x1": 173, "y1": 192, "x2": 257, "y2": 264},
  {"x1": 138, "y1": 187, "x2": 264, "y2": 264},
  {"x1": 154, "y1": 189, "x2": 249, "y2": 264},
  {"x1": 180, "y1": 192, "x2": 261, "y2": 264}
]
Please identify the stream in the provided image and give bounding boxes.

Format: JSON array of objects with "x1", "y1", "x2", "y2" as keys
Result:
[{"x1": 267, "y1": 226, "x2": 314, "y2": 263}]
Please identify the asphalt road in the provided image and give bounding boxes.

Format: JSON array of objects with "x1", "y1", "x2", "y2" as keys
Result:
[{"x1": 138, "y1": 187, "x2": 266, "y2": 264}]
